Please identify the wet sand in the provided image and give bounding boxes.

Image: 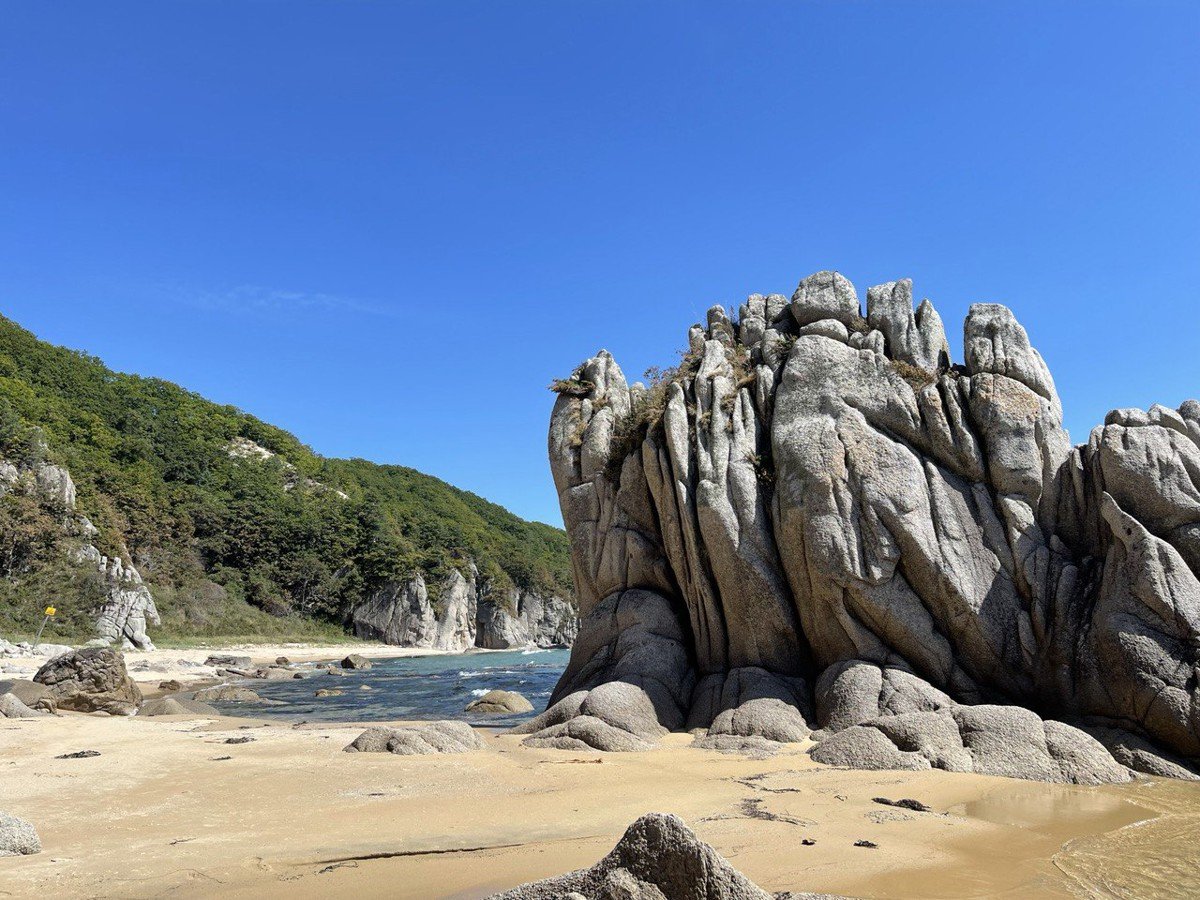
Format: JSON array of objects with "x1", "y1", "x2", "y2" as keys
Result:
[{"x1": 2, "y1": 710, "x2": 1197, "y2": 899}]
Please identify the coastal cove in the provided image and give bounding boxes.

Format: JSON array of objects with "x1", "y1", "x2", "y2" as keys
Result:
[{"x1": 3, "y1": 6, "x2": 1197, "y2": 897}]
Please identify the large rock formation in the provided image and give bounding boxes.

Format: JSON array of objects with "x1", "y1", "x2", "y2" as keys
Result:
[
  {"x1": 86, "y1": 552, "x2": 160, "y2": 651},
  {"x1": 350, "y1": 563, "x2": 577, "y2": 652},
  {"x1": 529, "y1": 271, "x2": 1200, "y2": 781}
]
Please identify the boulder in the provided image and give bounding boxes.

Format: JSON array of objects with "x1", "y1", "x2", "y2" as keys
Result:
[
  {"x1": 691, "y1": 667, "x2": 812, "y2": 743},
  {"x1": 344, "y1": 721, "x2": 485, "y2": 755},
  {"x1": 808, "y1": 705, "x2": 1132, "y2": 784},
  {"x1": 158, "y1": 679, "x2": 183, "y2": 693},
  {"x1": 0, "y1": 679, "x2": 55, "y2": 713},
  {"x1": 33, "y1": 648, "x2": 141, "y2": 716},
  {"x1": 341, "y1": 653, "x2": 372, "y2": 670},
  {"x1": 192, "y1": 685, "x2": 261, "y2": 703},
  {"x1": 0, "y1": 693, "x2": 46, "y2": 718},
  {"x1": 810, "y1": 726, "x2": 931, "y2": 772},
  {"x1": 204, "y1": 655, "x2": 252, "y2": 669},
  {"x1": 465, "y1": 690, "x2": 534, "y2": 714},
  {"x1": 0, "y1": 812, "x2": 41, "y2": 857},
  {"x1": 1086, "y1": 725, "x2": 1200, "y2": 781},
  {"x1": 521, "y1": 715, "x2": 656, "y2": 752},
  {"x1": 691, "y1": 734, "x2": 789, "y2": 758},
  {"x1": 514, "y1": 591, "x2": 693, "y2": 752},
  {"x1": 489, "y1": 813, "x2": 771, "y2": 899},
  {"x1": 315, "y1": 688, "x2": 344, "y2": 698},
  {"x1": 138, "y1": 697, "x2": 219, "y2": 717},
  {"x1": 791, "y1": 270, "x2": 861, "y2": 328}
]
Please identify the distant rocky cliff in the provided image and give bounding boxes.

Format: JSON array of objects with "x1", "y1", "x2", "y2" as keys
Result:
[
  {"x1": 0, "y1": 451, "x2": 159, "y2": 650},
  {"x1": 0, "y1": 445, "x2": 577, "y2": 654},
  {"x1": 523, "y1": 269, "x2": 1200, "y2": 782},
  {"x1": 350, "y1": 564, "x2": 577, "y2": 652}
]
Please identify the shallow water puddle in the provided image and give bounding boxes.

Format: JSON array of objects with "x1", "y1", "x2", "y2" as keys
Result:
[
  {"x1": 1051, "y1": 780, "x2": 1200, "y2": 899},
  {"x1": 952, "y1": 781, "x2": 1151, "y2": 835},
  {"x1": 848, "y1": 780, "x2": 1160, "y2": 899}
]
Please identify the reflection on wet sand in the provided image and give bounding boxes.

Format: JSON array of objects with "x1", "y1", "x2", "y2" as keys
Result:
[
  {"x1": 1053, "y1": 780, "x2": 1200, "y2": 899},
  {"x1": 850, "y1": 778, "x2": 1196, "y2": 899}
]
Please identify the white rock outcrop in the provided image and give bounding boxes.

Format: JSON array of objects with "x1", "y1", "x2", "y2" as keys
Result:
[{"x1": 350, "y1": 564, "x2": 577, "y2": 652}]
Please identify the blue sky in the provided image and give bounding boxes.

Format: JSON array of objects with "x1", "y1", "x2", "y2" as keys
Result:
[{"x1": 1, "y1": 2, "x2": 1197, "y2": 527}]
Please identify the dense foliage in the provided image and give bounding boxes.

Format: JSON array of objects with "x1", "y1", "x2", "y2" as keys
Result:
[{"x1": 0, "y1": 314, "x2": 571, "y2": 640}]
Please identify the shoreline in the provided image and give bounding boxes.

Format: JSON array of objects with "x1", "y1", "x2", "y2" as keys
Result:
[{"x1": 0, "y1": 641, "x2": 459, "y2": 688}]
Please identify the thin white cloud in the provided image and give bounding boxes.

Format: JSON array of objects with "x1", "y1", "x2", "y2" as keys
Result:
[{"x1": 178, "y1": 284, "x2": 400, "y2": 318}]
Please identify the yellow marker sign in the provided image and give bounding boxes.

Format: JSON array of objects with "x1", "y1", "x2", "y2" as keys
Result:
[{"x1": 44, "y1": 607, "x2": 56, "y2": 616}]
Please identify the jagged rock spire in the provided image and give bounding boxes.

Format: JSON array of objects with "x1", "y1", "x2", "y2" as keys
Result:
[{"x1": 530, "y1": 268, "x2": 1200, "y2": 782}]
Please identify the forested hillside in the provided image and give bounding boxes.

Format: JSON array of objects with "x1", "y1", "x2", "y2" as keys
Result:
[{"x1": 0, "y1": 313, "x2": 571, "y2": 641}]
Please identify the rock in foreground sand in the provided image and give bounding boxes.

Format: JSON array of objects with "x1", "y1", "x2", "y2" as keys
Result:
[
  {"x1": 344, "y1": 721, "x2": 484, "y2": 755},
  {"x1": 489, "y1": 812, "x2": 771, "y2": 899},
  {"x1": 0, "y1": 812, "x2": 41, "y2": 857},
  {"x1": 138, "y1": 697, "x2": 219, "y2": 717}
]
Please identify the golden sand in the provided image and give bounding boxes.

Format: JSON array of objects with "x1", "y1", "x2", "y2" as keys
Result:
[{"x1": 2, "y1": 707, "x2": 1197, "y2": 899}]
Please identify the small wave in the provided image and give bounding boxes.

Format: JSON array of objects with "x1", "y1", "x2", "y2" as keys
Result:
[{"x1": 521, "y1": 648, "x2": 550, "y2": 655}]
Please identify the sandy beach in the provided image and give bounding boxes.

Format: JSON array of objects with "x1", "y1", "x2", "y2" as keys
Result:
[
  {"x1": 2, "y1": 692, "x2": 1198, "y2": 899},
  {"x1": 1, "y1": 642, "x2": 451, "y2": 689}
]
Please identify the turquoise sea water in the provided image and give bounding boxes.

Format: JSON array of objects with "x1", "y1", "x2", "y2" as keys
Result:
[{"x1": 207, "y1": 648, "x2": 570, "y2": 726}]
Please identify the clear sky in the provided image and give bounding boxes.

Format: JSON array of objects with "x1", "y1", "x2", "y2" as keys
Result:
[{"x1": 1, "y1": 2, "x2": 1197, "y2": 527}]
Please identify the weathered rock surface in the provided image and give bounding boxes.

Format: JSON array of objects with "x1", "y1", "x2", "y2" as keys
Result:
[
  {"x1": 204, "y1": 655, "x2": 252, "y2": 669},
  {"x1": 340, "y1": 653, "x2": 372, "y2": 670},
  {"x1": 0, "y1": 640, "x2": 73, "y2": 661},
  {"x1": 91, "y1": 554, "x2": 160, "y2": 651},
  {"x1": 538, "y1": 269, "x2": 1200, "y2": 780},
  {"x1": 512, "y1": 590, "x2": 694, "y2": 751},
  {"x1": 489, "y1": 812, "x2": 772, "y2": 899},
  {"x1": 344, "y1": 721, "x2": 485, "y2": 755},
  {"x1": 0, "y1": 692, "x2": 46, "y2": 718},
  {"x1": 0, "y1": 812, "x2": 41, "y2": 857},
  {"x1": 193, "y1": 685, "x2": 262, "y2": 703},
  {"x1": 351, "y1": 564, "x2": 577, "y2": 652},
  {"x1": 465, "y1": 689, "x2": 534, "y2": 714},
  {"x1": 0, "y1": 679, "x2": 55, "y2": 713},
  {"x1": 810, "y1": 704, "x2": 1131, "y2": 784},
  {"x1": 33, "y1": 648, "x2": 141, "y2": 716},
  {"x1": 138, "y1": 697, "x2": 219, "y2": 717}
]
